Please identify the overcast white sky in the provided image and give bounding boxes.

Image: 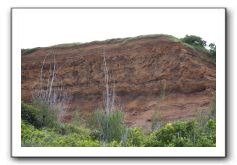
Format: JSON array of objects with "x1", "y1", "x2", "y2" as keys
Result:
[{"x1": 13, "y1": 9, "x2": 225, "y2": 49}]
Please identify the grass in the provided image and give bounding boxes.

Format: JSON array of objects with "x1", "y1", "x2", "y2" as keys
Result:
[
  {"x1": 21, "y1": 34, "x2": 215, "y2": 68},
  {"x1": 57, "y1": 34, "x2": 181, "y2": 47},
  {"x1": 22, "y1": 34, "x2": 181, "y2": 50},
  {"x1": 22, "y1": 47, "x2": 39, "y2": 55},
  {"x1": 181, "y1": 42, "x2": 209, "y2": 53},
  {"x1": 51, "y1": 42, "x2": 81, "y2": 48},
  {"x1": 21, "y1": 34, "x2": 213, "y2": 64},
  {"x1": 30, "y1": 34, "x2": 207, "y2": 55}
]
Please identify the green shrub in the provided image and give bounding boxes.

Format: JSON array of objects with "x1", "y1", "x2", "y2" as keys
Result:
[
  {"x1": 180, "y1": 35, "x2": 211, "y2": 55},
  {"x1": 125, "y1": 127, "x2": 145, "y2": 146},
  {"x1": 107, "y1": 140, "x2": 122, "y2": 147},
  {"x1": 181, "y1": 35, "x2": 206, "y2": 47},
  {"x1": 21, "y1": 120, "x2": 100, "y2": 147},
  {"x1": 208, "y1": 43, "x2": 216, "y2": 63},
  {"x1": 208, "y1": 125, "x2": 216, "y2": 144},
  {"x1": 21, "y1": 120, "x2": 35, "y2": 146},
  {"x1": 151, "y1": 110, "x2": 162, "y2": 131},
  {"x1": 21, "y1": 120, "x2": 57, "y2": 147},
  {"x1": 53, "y1": 123, "x2": 90, "y2": 137},
  {"x1": 21, "y1": 101, "x2": 59, "y2": 129},
  {"x1": 71, "y1": 109, "x2": 82, "y2": 126},
  {"x1": 22, "y1": 48, "x2": 39, "y2": 55},
  {"x1": 152, "y1": 123, "x2": 175, "y2": 146},
  {"x1": 90, "y1": 109, "x2": 126, "y2": 143},
  {"x1": 208, "y1": 96, "x2": 216, "y2": 120},
  {"x1": 144, "y1": 120, "x2": 215, "y2": 147},
  {"x1": 89, "y1": 129, "x2": 101, "y2": 141},
  {"x1": 48, "y1": 133, "x2": 100, "y2": 147},
  {"x1": 21, "y1": 102, "x2": 44, "y2": 128}
]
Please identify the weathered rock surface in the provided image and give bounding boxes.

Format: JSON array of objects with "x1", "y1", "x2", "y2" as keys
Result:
[{"x1": 21, "y1": 35, "x2": 216, "y2": 129}]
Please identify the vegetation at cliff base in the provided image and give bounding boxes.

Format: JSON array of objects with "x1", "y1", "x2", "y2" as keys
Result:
[{"x1": 21, "y1": 101, "x2": 216, "y2": 147}]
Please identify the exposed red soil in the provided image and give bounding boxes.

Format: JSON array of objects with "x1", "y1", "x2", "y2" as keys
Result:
[{"x1": 21, "y1": 35, "x2": 216, "y2": 129}]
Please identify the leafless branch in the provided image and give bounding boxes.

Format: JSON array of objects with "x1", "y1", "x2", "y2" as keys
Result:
[{"x1": 32, "y1": 49, "x2": 70, "y2": 122}]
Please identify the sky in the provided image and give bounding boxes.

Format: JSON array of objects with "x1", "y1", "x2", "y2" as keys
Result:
[{"x1": 13, "y1": 8, "x2": 225, "y2": 49}]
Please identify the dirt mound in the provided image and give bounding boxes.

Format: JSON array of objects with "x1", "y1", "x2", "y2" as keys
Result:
[{"x1": 21, "y1": 34, "x2": 215, "y2": 129}]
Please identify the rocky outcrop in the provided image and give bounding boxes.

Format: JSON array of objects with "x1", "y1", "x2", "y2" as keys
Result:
[{"x1": 21, "y1": 34, "x2": 215, "y2": 129}]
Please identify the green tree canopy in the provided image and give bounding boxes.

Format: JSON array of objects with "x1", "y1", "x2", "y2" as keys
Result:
[
  {"x1": 208, "y1": 43, "x2": 216, "y2": 57},
  {"x1": 181, "y1": 35, "x2": 207, "y2": 47}
]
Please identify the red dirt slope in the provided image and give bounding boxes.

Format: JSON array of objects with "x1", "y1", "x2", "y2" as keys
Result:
[{"x1": 21, "y1": 34, "x2": 215, "y2": 129}]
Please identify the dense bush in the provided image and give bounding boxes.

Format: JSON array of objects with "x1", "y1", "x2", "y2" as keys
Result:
[
  {"x1": 181, "y1": 35, "x2": 207, "y2": 47},
  {"x1": 21, "y1": 102, "x2": 43, "y2": 128},
  {"x1": 21, "y1": 101, "x2": 59, "y2": 128},
  {"x1": 90, "y1": 109, "x2": 126, "y2": 143},
  {"x1": 124, "y1": 127, "x2": 145, "y2": 146},
  {"x1": 53, "y1": 123, "x2": 91, "y2": 137},
  {"x1": 209, "y1": 43, "x2": 216, "y2": 57},
  {"x1": 144, "y1": 120, "x2": 216, "y2": 147},
  {"x1": 180, "y1": 35, "x2": 216, "y2": 64},
  {"x1": 21, "y1": 120, "x2": 99, "y2": 147}
]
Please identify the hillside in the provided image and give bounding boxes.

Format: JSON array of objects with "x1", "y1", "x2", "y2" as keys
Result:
[{"x1": 21, "y1": 34, "x2": 216, "y2": 130}]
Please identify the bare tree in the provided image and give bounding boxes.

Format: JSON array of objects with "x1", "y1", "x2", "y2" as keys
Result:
[
  {"x1": 32, "y1": 49, "x2": 70, "y2": 122},
  {"x1": 102, "y1": 47, "x2": 116, "y2": 114}
]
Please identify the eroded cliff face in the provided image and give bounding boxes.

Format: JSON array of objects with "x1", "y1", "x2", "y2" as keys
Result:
[{"x1": 21, "y1": 35, "x2": 216, "y2": 129}]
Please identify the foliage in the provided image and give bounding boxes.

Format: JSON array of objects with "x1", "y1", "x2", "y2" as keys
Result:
[
  {"x1": 208, "y1": 43, "x2": 216, "y2": 63},
  {"x1": 151, "y1": 110, "x2": 162, "y2": 131},
  {"x1": 180, "y1": 35, "x2": 216, "y2": 64},
  {"x1": 51, "y1": 42, "x2": 81, "y2": 48},
  {"x1": 21, "y1": 102, "x2": 43, "y2": 128},
  {"x1": 21, "y1": 102, "x2": 216, "y2": 147},
  {"x1": 21, "y1": 101, "x2": 59, "y2": 129},
  {"x1": 21, "y1": 102, "x2": 57, "y2": 128},
  {"x1": 124, "y1": 127, "x2": 145, "y2": 146},
  {"x1": 107, "y1": 140, "x2": 122, "y2": 147},
  {"x1": 181, "y1": 35, "x2": 207, "y2": 47},
  {"x1": 21, "y1": 120, "x2": 99, "y2": 147},
  {"x1": 22, "y1": 48, "x2": 39, "y2": 55},
  {"x1": 208, "y1": 95, "x2": 216, "y2": 120},
  {"x1": 53, "y1": 123, "x2": 90, "y2": 137},
  {"x1": 144, "y1": 120, "x2": 216, "y2": 147},
  {"x1": 90, "y1": 109, "x2": 126, "y2": 143},
  {"x1": 180, "y1": 35, "x2": 210, "y2": 55},
  {"x1": 71, "y1": 108, "x2": 82, "y2": 127},
  {"x1": 208, "y1": 43, "x2": 216, "y2": 56}
]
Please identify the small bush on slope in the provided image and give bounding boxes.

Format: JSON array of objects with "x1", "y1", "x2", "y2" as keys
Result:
[
  {"x1": 144, "y1": 120, "x2": 216, "y2": 147},
  {"x1": 89, "y1": 109, "x2": 126, "y2": 143},
  {"x1": 181, "y1": 35, "x2": 207, "y2": 47},
  {"x1": 21, "y1": 120, "x2": 99, "y2": 147},
  {"x1": 21, "y1": 101, "x2": 59, "y2": 129},
  {"x1": 124, "y1": 127, "x2": 145, "y2": 147}
]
